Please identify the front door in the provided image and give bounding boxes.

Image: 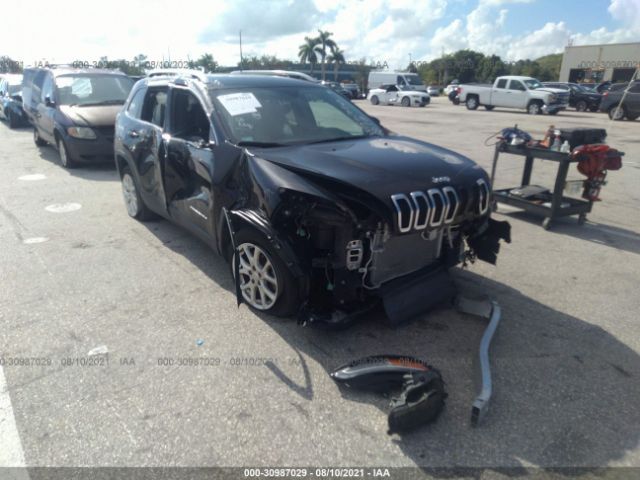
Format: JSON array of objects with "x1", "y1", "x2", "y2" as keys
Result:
[{"x1": 163, "y1": 87, "x2": 216, "y2": 240}]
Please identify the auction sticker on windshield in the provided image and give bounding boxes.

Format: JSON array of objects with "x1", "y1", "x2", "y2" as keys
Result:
[{"x1": 218, "y1": 92, "x2": 262, "y2": 116}]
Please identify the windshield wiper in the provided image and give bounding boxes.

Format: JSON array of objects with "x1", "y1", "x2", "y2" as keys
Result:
[
  {"x1": 77, "y1": 100, "x2": 125, "y2": 107},
  {"x1": 306, "y1": 134, "x2": 377, "y2": 145},
  {"x1": 235, "y1": 140, "x2": 287, "y2": 148}
]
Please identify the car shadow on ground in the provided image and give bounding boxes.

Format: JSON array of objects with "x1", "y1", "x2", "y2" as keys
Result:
[
  {"x1": 497, "y1": 210, "x2": 640, "y2": 256},
  {"x1": 33, "y1": 143, "x2": 117, "y2": 182},
  {"x1": 139, "y1": 218, "x2": 640, "y2": 471}
]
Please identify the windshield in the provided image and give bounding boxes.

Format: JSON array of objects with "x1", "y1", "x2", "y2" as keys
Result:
[
  {"x1": 56, "y1": 75, "x2": 135, "y2": 106},
  {"x1": 209, "y1": 86, "x2": 384, "y2": 146},
  {"x1": 523, "y1": 79, "x2": 544, "y2": 90},
  {"x1": 405, "y1": 75, "x2": 424, "y2": 86}
]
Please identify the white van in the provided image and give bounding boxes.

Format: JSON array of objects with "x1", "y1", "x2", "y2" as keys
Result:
[{"x1": 368, "y1": 71, "x2": 426, "y2": 91}]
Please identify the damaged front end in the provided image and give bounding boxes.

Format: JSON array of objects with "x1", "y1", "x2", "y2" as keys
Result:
[{"x1": 226, "y1": 153, "x2": 510, "y2": 327}]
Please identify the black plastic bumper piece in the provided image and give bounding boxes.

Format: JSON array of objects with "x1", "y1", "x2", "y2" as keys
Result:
[{"x1": 381, "y1": 267, "x2": 457, "y2": 326}]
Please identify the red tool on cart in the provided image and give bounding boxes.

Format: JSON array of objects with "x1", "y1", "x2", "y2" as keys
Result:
[{"x1": 572, "y1": 144, "x2": 623, "y2": 201}]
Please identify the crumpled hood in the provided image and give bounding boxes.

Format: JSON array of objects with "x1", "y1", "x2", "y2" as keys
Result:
[
  {"x1": 249, "y1": 136, "x2": 487, "y2": 203},
  {"x1": 59, "y1": 105, "x2": 122, "y2": 127}
]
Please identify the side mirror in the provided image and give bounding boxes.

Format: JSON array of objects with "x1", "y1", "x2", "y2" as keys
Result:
[{"x1": 45, "y1": 96, "x2": 55, "y2": 107}]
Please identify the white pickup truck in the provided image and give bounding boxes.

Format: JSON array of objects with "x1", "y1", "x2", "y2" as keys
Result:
[{"x1": 458, "y1": 76, "x2": 569, "y2": 115}]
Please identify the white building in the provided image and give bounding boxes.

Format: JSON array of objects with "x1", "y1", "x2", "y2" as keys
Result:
[{"x1": 559, "y1": 42, "x2": 640, "y2": 84}]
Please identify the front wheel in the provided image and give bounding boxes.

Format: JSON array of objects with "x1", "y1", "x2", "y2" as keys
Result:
[
  {"x1": 230, "y1": 229, "x2": 300, "y2": 317},
  {"x1": 401, "y1": 96, "x2": 411, "y2": 107},
  {"x1": 57, "y1": 137, "x2": 77, "y2": 169},
  {"x1": 575, "y1": 100, "x2": 588, "y2": 112},
  {"x1": 527, "y1": 101, "x2": 542, "y2": 115}
]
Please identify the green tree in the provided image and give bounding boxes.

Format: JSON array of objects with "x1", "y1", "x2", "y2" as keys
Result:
[
  {"x1": 194, "y1": 54, "x2": 218, "y2": 73},
  {"x1": 327, "y1": 47, "x2": 345, "y2": 81},
  {"x1": 0, "y1": 56, "x2": 23, "y2": 73},
  {"x1": 315, "y1": 30, "x2": 337, "y2": 81},
  {"x1": 298, "y1": 36, "x2": 319, "y2": 74},
  {"x1": 534, "y1": 53, "x2": 562, "y2": 81}
]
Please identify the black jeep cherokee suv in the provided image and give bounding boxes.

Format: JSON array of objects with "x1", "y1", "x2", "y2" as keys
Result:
[{"x1": 115, "y1": 74, "x2": 509, "y2": 325}]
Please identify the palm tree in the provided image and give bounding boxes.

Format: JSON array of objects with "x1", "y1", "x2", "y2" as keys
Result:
[
  {"x1": 298, "y1": 36, "x2": 319, "y2": 75},
  {"x1": 315, "y1": 30, "x2": 336, "y2": 81},
  {"x1": 327, "y1": 47, "x2": 345, "y2": 82}
]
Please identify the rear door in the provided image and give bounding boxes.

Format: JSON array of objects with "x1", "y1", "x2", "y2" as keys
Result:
[
  {"x1": 163, "y1": 87, "x2": 217, "y2": 240},
  {"x1": 122, "y1": 86, "x2": 168, "y2": 214},
  {"x1": 490, "y1": 78, "x2": 509, "y2": 106}
]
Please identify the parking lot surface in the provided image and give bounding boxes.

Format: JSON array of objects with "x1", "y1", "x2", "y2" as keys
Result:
[{"x1": 1, "y1": 97, "x2": 639, "y2": 470}]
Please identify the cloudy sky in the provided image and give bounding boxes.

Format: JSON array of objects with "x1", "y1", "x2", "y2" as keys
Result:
[{"x1": 2, "y1": 0, "x2": 639, "y2": 68}]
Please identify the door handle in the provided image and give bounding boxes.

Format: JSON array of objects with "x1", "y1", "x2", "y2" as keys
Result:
[{"x1": 128, "y1": 130, "x2": 139, "y2": 138}]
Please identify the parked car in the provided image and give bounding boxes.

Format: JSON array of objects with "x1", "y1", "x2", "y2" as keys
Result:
[
  {"x1": 458, "y1": 76, "x2": 569, "y2": 114},
  {"x1": 542, "y1": 82, "x2": 602, "y2": 112},
  {"x1": 593, "y1": 81, "x2": 612, "y2": 94},
  {"x1": 599, "y1": 81, "x2": 640, "y2": 120},
  {"x1": 0, "y1": 74, "x2": 29, "y2": 128},
  {"x1": 22, "y1": 68, "x2": 135, "y2": 168},
  {"x1": 427, "y1": 86, "x2": 440, "y2": 96},
  {"x1": 444, "y1": 81, "x2": 459, "y2": 95},
  {"x1": 340, "y1": 83, "x2": 360, "y2": 99},
  {"x1": 368, "y1": 71, "x2": 426, "y2": 91},
  {"x1": 321, "y1": 81, "x2": 352, "y2": 100},
  {"x1": 114, "y1": 74, "x2": 509, "y2": 323},
  {"x1": 368, "y1": 84, "x2": 430, "y2": 107}
]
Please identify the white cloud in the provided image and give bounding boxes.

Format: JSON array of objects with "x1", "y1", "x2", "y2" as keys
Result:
[{"x1": 0, "y1": 0, "x2": 638, "y2": 69}]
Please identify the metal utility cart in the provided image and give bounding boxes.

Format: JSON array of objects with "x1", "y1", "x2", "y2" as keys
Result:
[{"x1": 489, "y1": 142, "x2": 608, "y2": 230}]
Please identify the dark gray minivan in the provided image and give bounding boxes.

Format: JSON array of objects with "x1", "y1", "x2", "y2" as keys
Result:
[{"x1": 22, "y1": 68, "x2": 135, "y2": 168}]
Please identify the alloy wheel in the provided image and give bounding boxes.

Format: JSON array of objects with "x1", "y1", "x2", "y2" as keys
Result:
[{"x1": 234, "y1": 243, "x2": 279, "y2": 310}]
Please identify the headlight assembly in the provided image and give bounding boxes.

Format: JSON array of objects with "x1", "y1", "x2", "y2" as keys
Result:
[{"x1": 67, "y1": 126, "x2": 96, "y2": 139}]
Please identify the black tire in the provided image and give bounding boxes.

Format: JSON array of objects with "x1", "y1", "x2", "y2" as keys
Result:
[
  {"x1": 466, "y1": 96, "x2": 479, "y2": 110},
  {"x1": 608, "y1": 105, "x2": 625, "y2": 121},
  {"x1": 452, "y1": 97, "x2": 460, "y2": 105},
  {"x1": 8, "y1": 111, "x2": 17, "y2": 128},
  {"x1": 527, "y1": 101, "x2": 542, "y2": 115},
  {"x1": 575, "y1": 100, "x2": 588, "y2": 112},
  {"x1": 56, "y1": 136, "x2": 77, "y2": 169},
  {"x1": 33, "y1": 128, "x2": 46, "y2": 146},
  {"x1": 229, "y1": 228, "x2": 300, "y2": 317},
  {"x1": 370, "y1": 96, "x2": 379, "y2": 105},
  {"x1": 401, "y1": 96, "x2": 411, "y2": 107},
  {"x1": 484, "y1": 105, "x2": 494, "y2": 111},
  {"x1": 120, "y1": 165, "x2": 156, "y2": 221}
]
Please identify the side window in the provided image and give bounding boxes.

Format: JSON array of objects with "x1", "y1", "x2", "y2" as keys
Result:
[
  {"x1": 140, "y1": 88, "x2": 168, "y2": 128},
  {"x1": 387, "y1": 85, "x2": 398, "y2": 93},
  {"x1": 397, "y1": 76, "x2": 407, "y2": 86},
  {"x1": 32, "y1": 71, "x2": 47, "y2": 103},
  {"x1": 509, "y1": 80, "x2": 526, "y2": 91},
  {"x1": 127, "y1": 88, "x2": 146, "y2": 119},
  {"x1": 41, "y1": 75, "x2": 54, "y2": 101},
  {"x1": 169, "y1": 89, "x2": 210, "y2": 142},
  {"x1": 496, "y1": 79, "x2": 508, "y2": 89}
]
